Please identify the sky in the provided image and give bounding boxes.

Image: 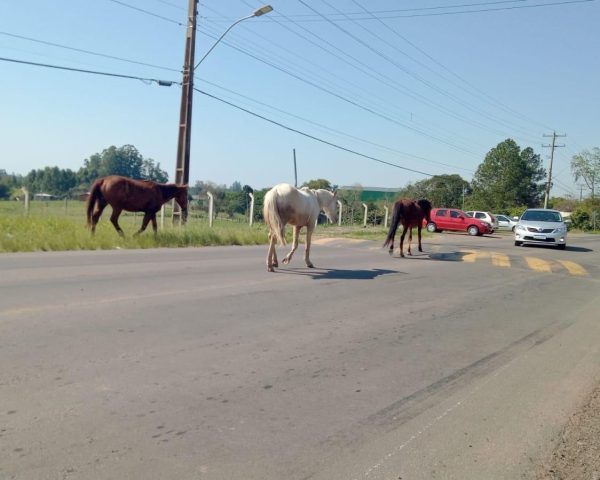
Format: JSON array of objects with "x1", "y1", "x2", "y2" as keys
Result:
[{"x1": 1, "y1": 0, "x2": 598, "y2": 197}]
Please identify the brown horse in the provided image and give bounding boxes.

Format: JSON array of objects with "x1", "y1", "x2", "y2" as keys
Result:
[
  {"x1": 86, "y1": 175, "x2": 188, "y2": 236},
  {"x1": 383, "y1": 199, "x2": 432, "y2": 257}
]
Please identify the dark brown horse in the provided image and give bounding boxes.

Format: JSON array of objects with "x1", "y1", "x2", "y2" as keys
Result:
[
  {"x1": 383, "y1": 199, "x2": 432, "y2": 257},
  {"x1": 86, "y1": 175, "x2": 188, "y2": 236}
]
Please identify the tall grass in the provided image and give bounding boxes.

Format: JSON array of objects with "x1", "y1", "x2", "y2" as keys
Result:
[
  {"x1": 0, "y1": 200, "x2": 268, "y2": 253},
  {"x1": 0, "y1": 200, "x2": 394, "y2": 253}
]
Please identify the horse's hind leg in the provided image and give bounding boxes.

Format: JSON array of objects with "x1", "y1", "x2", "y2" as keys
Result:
[
  {"x1": 90, "y1": 200, "x2": 107, "y2": 235},
  {"x1": 407, "y1": 228, "x2": 413, "y2": 256},
  {"x1": 266, "y1": 233, "x2": 277, "y2": 272},
  {"x1": 399, "y1": 228, "x2": 408, "y2": 258},
  {"x1": 304, "y1": 225, "x2": 315, "y2": 268},
  {"x1": 387, "y1": 231, "x2": 395, "y2": 256},
  {"x1": 282, "y1": 226, "x2": 300, "y2": 265},
  {"x1": 109, "y1": 207, "x2": 125, "y2": 237}
]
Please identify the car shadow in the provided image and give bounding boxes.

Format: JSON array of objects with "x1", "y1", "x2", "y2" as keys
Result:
[
  {"x1": 274, "y1": 267, "x2": 403, "y2": 280},
  {"x1": 520, "y1": 244, "x2": 593, "y2": 253}
]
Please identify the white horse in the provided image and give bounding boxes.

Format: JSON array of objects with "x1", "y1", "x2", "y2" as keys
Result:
[{"x1": 263, "y1": 183, "x2": 338, "y2": 272}]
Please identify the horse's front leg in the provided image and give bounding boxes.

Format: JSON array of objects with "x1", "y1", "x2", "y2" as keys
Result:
[
  {"x1": 134, "y1": 212, "x2": 153, "y2": 236},
  {"x1": 304, "y1": 225, "x2": 315, "y2": 268},
  {"x1": 110, "y1": 208, "x2": 125, "y2": 237},
  {"x1": 282, "y1": 226, "x2": 300, "y2": 265},
  {"x1": 417, "y1": 226, "x2": 423, "y2": 252}
]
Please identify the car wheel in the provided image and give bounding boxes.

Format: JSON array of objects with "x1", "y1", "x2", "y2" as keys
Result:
[
  {"x1": 514, "y1": 240, "x2": 522, "y2": 246},
  {"x1": 511, "y1": 226, "x2": 516, "y2": 232},
  {"x1": 426, "y1": 222, "x2": 437, "y2": 233},
  {"x1": 467, "y1": 225, "x2": 479, "y2": 236},
  {"x1": 557, "y1": 244, "x2": 566, "y2": 250}
]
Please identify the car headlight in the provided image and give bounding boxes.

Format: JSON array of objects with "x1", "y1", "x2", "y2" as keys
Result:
[
  {"x1": 554, "y1": 225, "x2": 567, "y2": 233},
  {"x1": 515, "y1": 224, "x2": 527, "y2": 232}
]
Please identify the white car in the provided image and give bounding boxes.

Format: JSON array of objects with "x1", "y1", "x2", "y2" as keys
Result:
[
  {"x1": 494, "y1": 214, "x2": 518, "y2": 231},
  {"x1": 465, "y1": 211, "x2": 498, "y2": 232},
  {"x1": 514, "y1": 208, "x2": 567, "y2": 250}
]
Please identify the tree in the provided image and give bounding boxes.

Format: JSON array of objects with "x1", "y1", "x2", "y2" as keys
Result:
[
  {"x1": 0, "y1": 169, "x2": 23, "y2": 199},
  {"x1": 141, "y1": 159, "x2": 168, "y2": 183},
  {"x1": 398, "y1": 174, "x2": 469, "y2": 209},
  {"x1": 24, "y1": 166, "x2": 78, "y2": 196},
  {"x1": 470, "y1": 139, "x2": 545, "y2": 211},
  {"x1": 571, "y1": 147, "x2": 600, "y2": 200},
  {"x1": 78, "y1": 145, "x2": 167, "y2": 185},
  {"x1": 302, "y1": 178, "x2": 332, "y2": 190}
]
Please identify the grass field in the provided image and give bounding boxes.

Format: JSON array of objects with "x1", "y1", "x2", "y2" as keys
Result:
[
  {"x1": 0, "y1": 200, "x2": 392, "y2": 253},
  {"x1": 0, "y1": 200, "x2": 269, "y2": 253}
]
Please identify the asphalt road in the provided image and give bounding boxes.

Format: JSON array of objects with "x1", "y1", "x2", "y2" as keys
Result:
[{"x1": 1, "y1": 232, "x2": 599, "y2": 480}]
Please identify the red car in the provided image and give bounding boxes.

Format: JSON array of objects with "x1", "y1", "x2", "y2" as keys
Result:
[{"x1": 424, "y1": 208, "x2": 493, "y2": 236}]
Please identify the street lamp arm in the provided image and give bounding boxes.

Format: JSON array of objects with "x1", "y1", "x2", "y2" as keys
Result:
[
  {"x1": 193, "y1": 5, "x2": 272, "y2": 70},
  {"x1": 193, "y1": 14, "x2": 254, "y2": 70}
]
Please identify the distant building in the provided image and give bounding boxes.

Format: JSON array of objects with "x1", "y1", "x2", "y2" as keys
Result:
[
  {"x1": 33, "y1": 193, "x2": 57, "y2": 201},
  {"x1": 337, "y1": 186, "x2": 401, "y2": 202}
]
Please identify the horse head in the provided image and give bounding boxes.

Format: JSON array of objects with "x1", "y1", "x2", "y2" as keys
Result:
[
  {"x1": 175, "y1": 185, "x2": 189, "y2": 223},
  {"x1": 417, "y1": 199, "x2": 433, "y2": 223},
  {"x1": 316, "y1": 189, "x2": 338, "y2": 224}
]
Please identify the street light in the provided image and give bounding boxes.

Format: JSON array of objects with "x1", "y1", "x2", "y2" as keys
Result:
[
  {"x1": 194, "y1": 5, "x2": 273, "y2": 69},
  {"x1": 172, "y1": 3, "x2": 273, "y2": 224}
]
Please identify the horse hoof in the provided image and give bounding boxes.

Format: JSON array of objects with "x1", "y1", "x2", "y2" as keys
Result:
[
  {"x1": 267, "y1": 266, "x2": 275, "y2": 272},
  {"x1": 400, "y1": 253, "x2": 405, "y2": 258},
  {"x1": 388, "y1": 249, "x2": 394, "y2": 256},
  {"x1": 307, "y1": 264, "x2": 315, "y2": 268},
  {"x1": 282, "y1": 259, "x2": 290, "y2": 265}
]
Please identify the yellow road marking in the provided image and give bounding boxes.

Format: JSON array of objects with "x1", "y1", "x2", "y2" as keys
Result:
[
  {"x1": 491, "y1": 253, "x2": 510, "y2": 267},
  {"x1": 462, "y1": 250, "x2": 488, "y2": 263},
  {"x1": 557, "y1": 260, "x2": 588, "y2": 276},
  {"x1": 524, "y1": 256, "x2": 553, "y2": 273}
]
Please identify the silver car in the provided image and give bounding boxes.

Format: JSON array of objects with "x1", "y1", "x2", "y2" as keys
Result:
[
  {"x1": 494, "y1": 214, "x2": 518, "y2": 231},
  {"x1": 514, "y1": 208, "x2": 567, "y2": 249}
]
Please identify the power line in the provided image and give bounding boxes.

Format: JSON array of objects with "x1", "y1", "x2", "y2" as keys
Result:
[
  {"x1": 307, "y1": 0, "x2": 543, "y2": 144},
  {"x1": 263, "y1": 0, "x2": 595, "y2": 21},
  {"x1": 0, "y1": 56, "x2": 178, "y2": 86},
  {"x1": 349, "y1": 0, "x2": 556, "y2": 135},
  {"x1": 199, "y1": 78, "x2": 475, "y2": 173},
  {"x1": 0, "y1": 31, "x2": 181, "y2": 73},
  {"x1": 106, "y1": 0, "x2": 185, "y2": 26},
  {"x1": 194, "y1": 87, "x2": 436, "y2": 177}
]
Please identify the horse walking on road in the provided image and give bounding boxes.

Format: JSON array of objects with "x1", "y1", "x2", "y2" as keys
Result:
[
  {"x1": 263, "y1": 183, "x2": 338, "y2": 272},
  {"x1": 86, "y1": 175, "x2": 188, "y2": 236},
  {"x1": 383, "y1": 199, "x2": 432, "y2": 257}
]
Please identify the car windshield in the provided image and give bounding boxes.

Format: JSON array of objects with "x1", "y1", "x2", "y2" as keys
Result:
[{"x1": 521, "y1": 210, "x2": 562, "y2": 222}]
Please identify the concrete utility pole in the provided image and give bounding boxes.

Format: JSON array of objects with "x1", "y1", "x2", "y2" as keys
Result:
[
  {"x1": 172, "y1": 3, "x2": 272, "y2": 224},
  {"x1": 293, "y1": 149, "x2": 298, "y2": 187},
  {"x1": 173, "y1": 0, "x2": 199, "y2": 224},
  {"x1": 542, "y1": 131, "x2": 566, "y2": 209}
]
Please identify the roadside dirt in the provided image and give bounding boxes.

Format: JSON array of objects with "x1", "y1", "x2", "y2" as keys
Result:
[{"x1": 534, "y1": 383, "x2": 600, "y2": 480}]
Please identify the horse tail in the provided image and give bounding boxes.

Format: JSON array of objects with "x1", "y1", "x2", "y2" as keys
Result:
[
  {"x1": 86, "y1": 178, "x2": 103, "y2": 227},
  {"x1": 263, "y1": 188, "x2": 286, "y2": 245},
  {"x1": 383, "y1": 202, "x2": 402, "y2": 248}
]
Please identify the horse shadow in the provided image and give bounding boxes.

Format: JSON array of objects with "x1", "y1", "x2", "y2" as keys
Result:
[{"x1": 276, "y1": 267, "x2": 403, "y2": 280}]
